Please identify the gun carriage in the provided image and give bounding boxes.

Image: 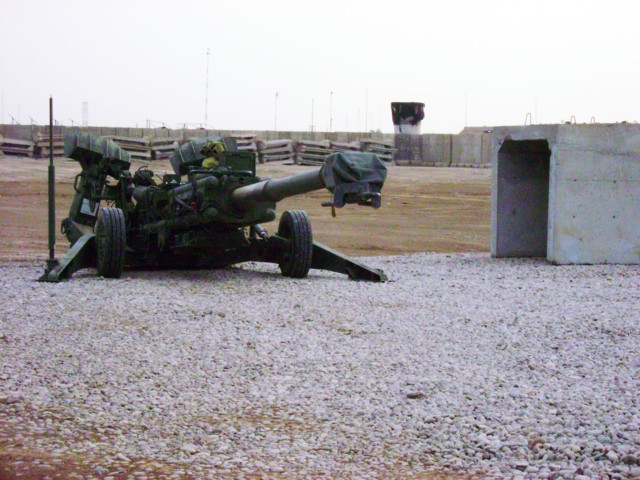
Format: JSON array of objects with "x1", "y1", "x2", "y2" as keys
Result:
[{"x1": 40, "y1": 133, "x2": 388, "y2": 282}]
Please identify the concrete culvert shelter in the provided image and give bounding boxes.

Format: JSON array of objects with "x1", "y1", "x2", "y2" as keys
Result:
[{"x1": 491, "y1": 124, "x2": 640, "y2": 264}]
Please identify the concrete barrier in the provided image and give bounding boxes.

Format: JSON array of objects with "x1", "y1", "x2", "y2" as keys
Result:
[
  {"x1": 1, "y1": 124, "x2": 488, "y2": 166},
  {"x1": 396, "y1": 133, "x2": 475, "y2": 167},
  {"x1": 422, "y1": 134, "x2": 453, "y2": 166},
  {"x1": 491, "y1": 124, "x2": 640, "y2": 264}
]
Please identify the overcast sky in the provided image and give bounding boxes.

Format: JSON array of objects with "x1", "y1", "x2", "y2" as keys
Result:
[{"x1": 1, "y1": 0, "x2": 638, "y2": 133}]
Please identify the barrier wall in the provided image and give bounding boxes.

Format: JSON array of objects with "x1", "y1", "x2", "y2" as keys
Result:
[
  {"x1": 0, "y1": 124, "x2": 393, "y2": 143},
  {"x1": 0, "y1": 123, "x2": 491, "y2": 166},
  {"x1": 394, "y1": 132, "x2": 492, "y2": 167}
]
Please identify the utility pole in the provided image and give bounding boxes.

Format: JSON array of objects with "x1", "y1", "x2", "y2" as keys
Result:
[
  {"x1": 274, "y1": 91, "x2": 278, "y2": 131},
  {"x1": 365, "y1": 88, "x2": 368, "y2": 132},
  {"x1": 464, "y1": 92, "x2": 468, "y2": 127},
  {"x1": 205, "y1": 48, "x2": 210, "y2": 127},
  {"x1": 310, "y1": 98, "x2": 315, "y2": 132},
  {"x1": 329, "y1": 91, "x2": 333, "y2": 132}
]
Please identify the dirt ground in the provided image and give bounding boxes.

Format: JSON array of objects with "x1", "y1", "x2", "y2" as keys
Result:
[{"x1": 0, "y1": 156, "x2": 491, "y2": 263}]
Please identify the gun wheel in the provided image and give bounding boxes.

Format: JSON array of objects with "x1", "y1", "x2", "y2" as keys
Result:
[
  {"x1": 95, "y1": 207, "x2": 126, "y2": 278},
  {"x1": 278, "y1": 210, "x2": 313, "y2": 278}
]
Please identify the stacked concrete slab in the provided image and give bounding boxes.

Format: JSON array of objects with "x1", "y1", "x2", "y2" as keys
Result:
[
  {"x1": 295, "y1": 140, "x2": 333, "y2": 165},
  {"x1": 257, "y1": 139, "x2": 295, "y2": 163},
  {"x1": 330, "y1": 141, "x2": 360, "y2": 153},
  {"x1": 150, "y1": 137, "x2": 179, "y2": 160},
  {"x1": 0, "y1": 138, "x2": 35, "y2": 157},
  {"x1": 35, "y1": 132, "x2": 65, "y2": 158},
  {"x1": 291, "y1": 140, "x2": 362, "y2": 166},
  {"x1": 491, "y1": 124, "x2": 640, "y2": 264},
  {"x1": 361, "y1": 139, "x2": 396, "y2": 164},
  {"x1": 112, "y1": 137, "x2": 154, "y2": 160},
  {"x1": 230, "y1": 133, "x2": 258, "y2": 156}
]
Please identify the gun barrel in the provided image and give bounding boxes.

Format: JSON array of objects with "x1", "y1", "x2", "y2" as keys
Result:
[
  {"x1": 231, "y1": 151, "x2": 387, "y2": 210},
  {"x1": 231, "y1": 169, "x2": 325, "y2": 210}
]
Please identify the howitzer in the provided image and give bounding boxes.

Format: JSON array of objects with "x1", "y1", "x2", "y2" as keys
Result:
[{"x1": 40, "y1": 133, "x2": 388, "y2": 282}]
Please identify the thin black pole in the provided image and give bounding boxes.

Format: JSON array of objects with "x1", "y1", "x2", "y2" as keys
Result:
[{"x1": 48, "y1": 96, "x2": 55, "y2": 261}]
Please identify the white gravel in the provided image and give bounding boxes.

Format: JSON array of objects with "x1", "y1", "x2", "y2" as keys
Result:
[{"x1": 1, "y1": 253, "x2": 639, "y2": 479}]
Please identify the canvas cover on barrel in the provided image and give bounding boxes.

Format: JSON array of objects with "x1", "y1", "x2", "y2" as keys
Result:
[{"x1": 320, "y1": 151, "x2": 387, "y2": 193}]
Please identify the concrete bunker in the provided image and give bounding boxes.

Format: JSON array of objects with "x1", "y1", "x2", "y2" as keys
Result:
[{"x1": 491, "y1": 124, "x2": 640, "y2": 264}]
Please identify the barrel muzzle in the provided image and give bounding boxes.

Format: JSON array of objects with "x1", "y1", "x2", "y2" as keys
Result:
[
  {"x1": 320, "y1": 152, "x2": 387, "y2": 208},
  {"x1": 322, "y1": 185, "x2": 382, "y2": 209}
]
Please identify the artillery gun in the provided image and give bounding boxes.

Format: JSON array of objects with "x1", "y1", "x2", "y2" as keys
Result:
[{"x1": 40, "y1": 133, "x2": 388, "y2": 282}]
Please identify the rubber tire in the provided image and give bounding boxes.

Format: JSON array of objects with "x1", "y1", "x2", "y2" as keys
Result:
[
  {"x1": 95, "y1": 207, "x2": 126, "y2": 278},
  {"x1": 277, "y1": 210, "x2": 313, "y2": 278}
]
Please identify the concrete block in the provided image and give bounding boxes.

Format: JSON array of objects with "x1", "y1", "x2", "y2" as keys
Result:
[
  {"x1": 555, "y1": 180, "x2": 640, "y2": 263},
  {"x1": 324, "y1": 132, "x2": 338, "y2": 142},
  {"x1": 491, "y1": 124, "x2": 640, "y2": 264},
  {"x1": 166, "y1": 129, "x2": 184, "y2": 142},
  {"x1": 0, "y1": 125, "x2": 34, "y2": 140},
  {"x1": 452, "y1": 133, "x2": 483, "y2": 166},
  {"x1": 272, "y1": 131, "x2": 296, "y2": 140},
  {"x1": 379, "y1": 133, "x2": 457, "y2": 166},
  {"x1": 86, "y1": 127, "x2": 103, "y2": 137},
  {"x1": 127, "y1": 128, "x2": 145, "y2": 138},
  {"x1": 394, "y1": 134, "x2": 421, "y2": 165},
  {"x1": 480, "y1": 133, "x2": 492, "y2": 166},
  {"x1": 152, "y1": 128, "x2": 169, "y2": 138},
  {"x1": 335, "y1": 132, "x2": 349, "y2": 143},
  {"x1": 100, "y1": 127, "x2": 117, "y2": 137},
  {"x1": 422, "y1": 134, "x2": 452, "y2": 166},
  {"x1": 186, "y1": 129, "x2": 209, "y2": 140}
]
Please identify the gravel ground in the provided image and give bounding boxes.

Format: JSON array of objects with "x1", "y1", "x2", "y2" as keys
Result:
[{"x1": 1, "y1": 253, "x2": 639, "y2": 479}]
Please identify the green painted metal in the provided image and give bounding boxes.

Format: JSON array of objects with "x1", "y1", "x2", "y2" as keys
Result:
[
  {"x1": 311, "y1": 241, "x2": 388, "y2": 282},
  {"x1": 39, "y1": 233, "x2": 96, "y2": 282},
  {"x1": 64, "y1": 132, "x2": 131, "y2": 169}
]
